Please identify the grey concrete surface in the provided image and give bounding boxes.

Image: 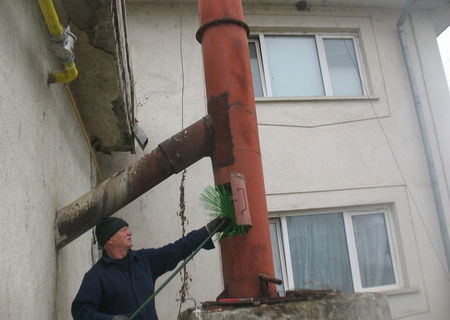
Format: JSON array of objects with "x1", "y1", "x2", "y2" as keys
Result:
[{"x1": 180, "y1": 293, "x2": 391, "y2": 320}]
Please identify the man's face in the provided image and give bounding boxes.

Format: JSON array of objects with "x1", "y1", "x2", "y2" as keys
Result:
[{"x1": 108, "y1": 226, "x2": 133, "y2": 250}]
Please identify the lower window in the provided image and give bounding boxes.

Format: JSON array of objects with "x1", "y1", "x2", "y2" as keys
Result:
[{"x1": 269, "y1": 207, "x2": 399, "y2": 295}]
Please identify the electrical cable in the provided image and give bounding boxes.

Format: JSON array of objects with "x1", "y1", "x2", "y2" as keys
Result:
[
  {"x1": 176, "y1": 11, "x2": 190, "y2": 320},
  {"x1": 180, "y1": 12, "x2": 185, "y2": 131},
  {"x1": 64, "y1": 84, "x2": 104, "y2": 182}
]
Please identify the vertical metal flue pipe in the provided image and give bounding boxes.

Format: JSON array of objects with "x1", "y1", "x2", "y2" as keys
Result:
[{"x1": 197, "y1": 0, "x2": 276, "y2": 298}]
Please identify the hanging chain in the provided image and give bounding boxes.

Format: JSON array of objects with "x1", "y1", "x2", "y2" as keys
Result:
[{"x1": 176, "y1": 169, "x2": 191, "y2": 319}]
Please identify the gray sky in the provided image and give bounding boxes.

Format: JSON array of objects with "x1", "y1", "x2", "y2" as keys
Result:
[{"x1": 438, "y1": 27, "x2": 450, "y2": 90}]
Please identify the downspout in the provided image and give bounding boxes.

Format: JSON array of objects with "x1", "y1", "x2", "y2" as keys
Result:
[
  {"x1": 37, "y1": 0, "x2": 78, "y2": 83},
  {"x1": 397, "y1": 0, "x2": 450, "y2": 272},
  {"x1": 197, "y1": 0, "x2": 276, "y2": 298},
  {"x1": 55, "y1": 116, "x2": 214, "y2": 249}
]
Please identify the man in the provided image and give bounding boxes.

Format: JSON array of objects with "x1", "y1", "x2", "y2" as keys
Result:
[{"x1": 71, "y1": 216, "x2": 226, "y2": 320}]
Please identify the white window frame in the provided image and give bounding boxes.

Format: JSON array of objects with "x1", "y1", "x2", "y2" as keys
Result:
[
  {"x1": 269, "y1": 219, "x2": 289, "y2": 294},
  {"x1": 249, "y1": 38, "x2": 269, "y2": 97},
  {"x1": 270, "y1": 206, "x2": 400, "y2": 293},
  {"x1": 251, "y1": 32, "x2": 368, "y2": 97}
]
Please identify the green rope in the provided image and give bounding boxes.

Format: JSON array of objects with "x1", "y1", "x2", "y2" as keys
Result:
[{"x1": 128, "y1": 221, "x2": 225, "y2": 320}]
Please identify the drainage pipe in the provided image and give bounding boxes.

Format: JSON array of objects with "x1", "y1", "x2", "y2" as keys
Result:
[
  {"x1": 197, "y1": 0, "x2": 276, "y2": 298},
  {"x1": 397, "y1": 0, "x2": 450, "y2": 272},
  {"x1": 55, "y1": 116, "x2": 214, "y2": 249}
]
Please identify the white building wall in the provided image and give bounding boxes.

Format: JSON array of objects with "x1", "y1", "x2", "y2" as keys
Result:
[
  {"x1": 92, "y1": 2, "x2": 450, "y2": 320},
  {"x1": 253, "y1": 6, "x2": 450, "y2": 319},
  {"x1": 0, "y1": 1, "x2": 94, "y2": 319}
]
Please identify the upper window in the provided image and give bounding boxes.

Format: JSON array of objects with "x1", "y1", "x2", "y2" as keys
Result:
[
  {"x1": 249, "y1": 33, "x2": 366, "y2": 97},
  {"x1": 269, "y1": 207, "x2": 399, "y2": 295}
]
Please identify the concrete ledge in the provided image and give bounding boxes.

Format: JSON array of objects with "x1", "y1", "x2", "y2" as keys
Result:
[{"x1": 180, "y1": 293, "x2": 391, "y2": 320}]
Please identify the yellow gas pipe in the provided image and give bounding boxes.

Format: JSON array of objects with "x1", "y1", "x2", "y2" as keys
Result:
[
  {"x1": 36, "y1": 0, "x2": 102, "y2": 179},
  {"x1": 37, "y1": 0, "x2": 78, "y2": 83},
  {"x1": 51, "y1": 61, "x2": 78, "y2": 84}
]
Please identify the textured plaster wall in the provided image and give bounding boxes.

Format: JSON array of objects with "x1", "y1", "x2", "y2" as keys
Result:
[
  {"x1": 0, "y1": 1, "x2": 93, "y2": 319},
  {"x1": 98, "y1": 2, "x2": 450, "y2": 320}
]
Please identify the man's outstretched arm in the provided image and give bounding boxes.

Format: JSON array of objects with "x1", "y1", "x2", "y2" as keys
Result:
[{"x1": 144, "y1": 219, "x2": 229, "y2": 280}]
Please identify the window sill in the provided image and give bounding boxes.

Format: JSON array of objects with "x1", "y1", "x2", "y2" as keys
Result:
[
  {"x1": 255, "y1": 95, "x2": 380, "y2": 103},
  {"x1": 383, "y1": 287, "x2": 421, "y2": 296}
]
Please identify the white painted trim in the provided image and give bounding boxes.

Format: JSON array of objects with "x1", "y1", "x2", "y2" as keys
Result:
[
  {"x1": 249, "y1": 38, "x2": 268, "y2": 97},
  {"x1": 258, "y1": 33, "x2": 273, "y2": 97},
  {"x1": 352, "y1": 35, "x2": 370, "y2": 96},
  {"x1": 383, "y1": 287, "x2": 420, "y2": 296},
  {"x1": 255, "y1": 95, "x2": 380, "y2": 102},
  {"x1": 280, "y1": 216, "x2": 295, "y2": 290},
  {"x1": 344, "y1": 212, "x2": 363, "y2": 291},
  {"x1": 384, "y1": 208, "x2": 403, "y2": 290},
  {"x1": 316, "y1": 34, "x2": 334, "y2": 95},
  {"x1": 270, "y1": 218, "x2": 289, "y2": 294}
]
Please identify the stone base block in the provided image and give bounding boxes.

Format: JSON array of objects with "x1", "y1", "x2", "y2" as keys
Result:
[{"x1": 180, "y1": 293, "x2": 391, "y2": 320}]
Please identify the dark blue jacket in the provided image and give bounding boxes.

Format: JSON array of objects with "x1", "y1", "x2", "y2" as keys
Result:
[{"x1": 71, "y1": 227, "x2": 214, "y2": 320}]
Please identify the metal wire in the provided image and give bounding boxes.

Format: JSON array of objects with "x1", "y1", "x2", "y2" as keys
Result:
[{"x1": 64, "y1": 84, "x2": 104, "y2": 182}]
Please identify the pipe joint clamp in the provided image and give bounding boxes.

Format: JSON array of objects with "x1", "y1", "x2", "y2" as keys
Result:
[
  {"x1": 196, "y1": 18, "x2": 250, "y2": 43},
  {"x1": 50, "y1": 26, "x2": 77, "y2": 64}
]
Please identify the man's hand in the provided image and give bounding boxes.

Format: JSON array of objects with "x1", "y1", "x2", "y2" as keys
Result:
[
  {"x1": 206, "y1": 217, "x2": 230, "y2": 234},
  {"x1": 112, "y1": 316, "x2": 129, "y2": 320}
]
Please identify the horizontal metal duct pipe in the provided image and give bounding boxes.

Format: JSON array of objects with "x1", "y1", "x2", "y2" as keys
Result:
[{"x1": 55, "y1": 116, "x2": 214, "y2": 249}]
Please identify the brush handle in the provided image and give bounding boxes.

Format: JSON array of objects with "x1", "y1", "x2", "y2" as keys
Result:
[{"x1": 128, "y1": 221, "x2": 226, "y2": 320}]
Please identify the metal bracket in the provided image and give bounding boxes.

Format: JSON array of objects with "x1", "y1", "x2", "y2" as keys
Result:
[
  {"x1": 196, "y1": 18, "x2": 250, "y2": 43},
  {"x1": 230, "y1": 172, "x2": 252, "y2": 227},
  {"x1": 50, "y1": 26, "x2": 77, "y2": 64},
  {"x1": 259, "y1": 273, "x2": 282, "y2": 298}
]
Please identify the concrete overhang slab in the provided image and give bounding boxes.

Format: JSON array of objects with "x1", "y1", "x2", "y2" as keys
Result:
[
  {"x1": 128, "y1": 0, "x2": 449, "y2": 10},
  {"x1": 61, "y1": 0, "x2": 135, "y2": 153},
  {"x1": 432, "y1": 3, "x2": 450, "y2": 35}
]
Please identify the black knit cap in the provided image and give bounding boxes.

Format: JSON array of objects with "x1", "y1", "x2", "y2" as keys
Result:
[{"x1": 95, "y1": 217, "x2": 129, "y2": 247}]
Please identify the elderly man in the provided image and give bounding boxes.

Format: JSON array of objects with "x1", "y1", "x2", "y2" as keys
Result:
[{"x1": 71, "y1": 216, "x2": 225, "y2": 320}]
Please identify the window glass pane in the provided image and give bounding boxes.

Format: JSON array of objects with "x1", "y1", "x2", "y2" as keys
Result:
[
  {"x1": 352, "y1": 213, "x2": 395, "y2": 288},
  {"x1": 323, "y1": 38, "x2": 363, "y2": 96},
  {"x1": 249, "y1": 42, "x2": 264, "y2": 97},
  {"x1": 269, "y1": 221, "x2": 285, "y2": 295},
  {"x1": 265, "y1": 36, "x2": 324, "y2": 97},
  {"x1": 287, "y1": 213, "x2": 354, "y2": 293}
]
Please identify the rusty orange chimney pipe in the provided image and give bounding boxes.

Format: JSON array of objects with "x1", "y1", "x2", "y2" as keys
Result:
[{"x1": 197, "y1": 0, "x2": 277, "y2": 298}]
